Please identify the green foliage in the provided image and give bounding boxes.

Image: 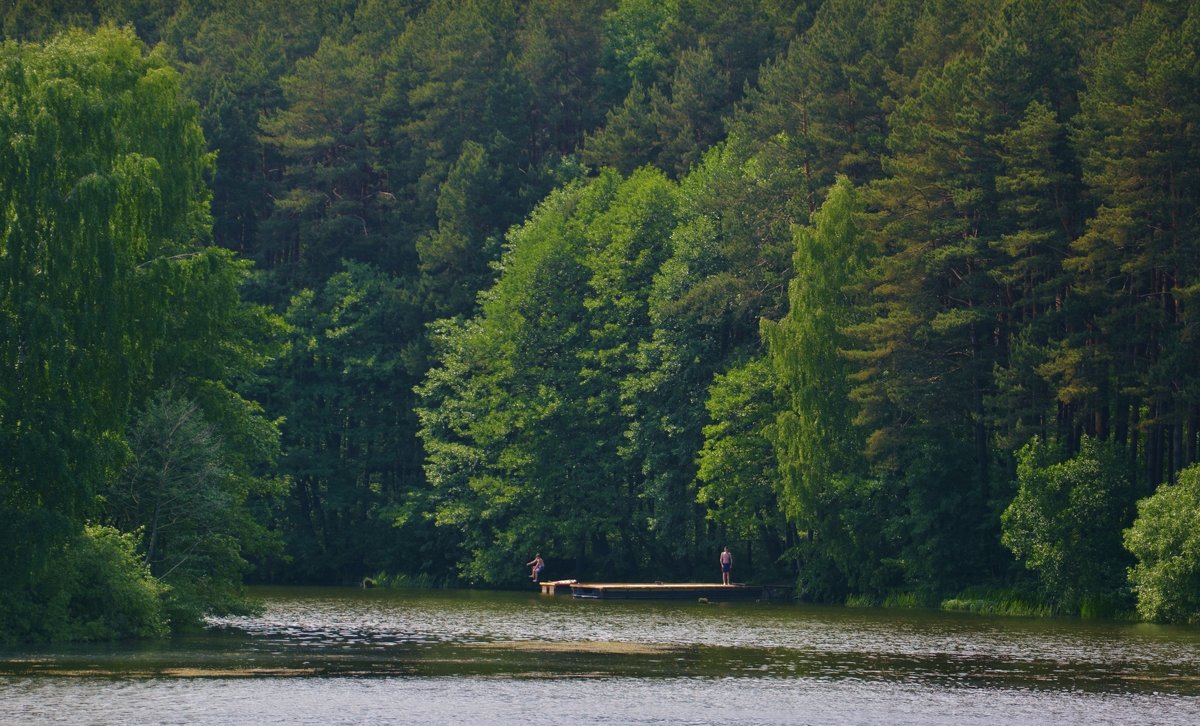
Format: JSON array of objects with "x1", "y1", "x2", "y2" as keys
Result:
[
  {"x1": 600, "y1": 0, "x2": 677, "y2": 94},
  {"x1": 764, "y1": 176, "x2": 870, "y2": 526},
  {"x1": 587, "y1": 0, "x2": 805, "y2": 177},
  {"x1": 277, "y1": 0, "x2": 1200, "y2": 615},
  {"x1": 696, "y1": 357, "x2": 783, "y2": 542},
  {"x1": 986, "y1": 100, "x2": 1077, "y2": 451},
  {"x1": 265, "y1": 260, "x2": 429, "y2": 583},
  {"x1": 0, "y1": 525, "x2": 167, "y2": 644},
  {"x1": 416, "y1": 141, "x2": 506, "y2": 318},
  {"x1": 940, "y1": 587, "x2": 1054, "y2": 618},
  {"x1": 378, "y1": 0, "x2": 529, "y2": 238},
  {"x1": 1001, "y1": 437, "x2": 1134, "y2": 609},
  {"x1": 106, "y1": 390, "x2": 275, "y2": 625},
  {"x1": 418, "y1": 168, "x2": 685, "y2": 584},
  {"x1": 516, "y1": 0, "x2": 608, "y2": 161},
  {"x1": 732, "y1": 0, "x2": 915, "y2": 197},
  {"x1": 1062, "y1": 2, "x2": 1200, "y2": 486},
  {"x1": 8, "y1": 1, "x2": 1200, "y2": 625},
  {"x1": 0, "y1": 25, "x2": 211, "y2": 595},
  {"x1": 886, "y1": 437, "x2": 995, "y2": 597},
  {"x1": 758, "y1": 176, "x2": 893, "y2": 597},
  {"x1": 0, "y1": 26, "x2": 283, "y2": 641},
  {"x1": 258, "y1": 26, "x2": 393, "y2": 285},
  {"x1": 61, "y1": 525, "x2": 170, "y2": 640},
  {"x1": 624, "y1": 141, "x2": 799, "y2": 578},
  {"x1": 1, "y1": 0, "x2": 121, "y2": 41},
  {"x1": 585, "y1": 43, "x2": 731, "y2": 177},
  {"x1": 417, "y1": 180, "x2": 596, "y2": 584},
  {"x1": 881, "y1": 592, "x2": 925, "y2": 609},
  {"x1": 1124, "y1": 465, "x2": 1200, "y2": 624}
]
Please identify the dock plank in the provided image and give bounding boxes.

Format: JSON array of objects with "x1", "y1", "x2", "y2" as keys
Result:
[
  {"x1": 538, "y1": 579, "x2": 577, "y2": 594},
  {"x1": 569, "y1": 582, "x2": 762, "y2": 600}
]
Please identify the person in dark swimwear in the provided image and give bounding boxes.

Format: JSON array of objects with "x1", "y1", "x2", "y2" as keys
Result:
[
  {"x1": 527, "y1": 554, "x2": 545, "y2": 582},
  {"x1": 720, "y1": 546, "x2": 733, "y2": 585}
]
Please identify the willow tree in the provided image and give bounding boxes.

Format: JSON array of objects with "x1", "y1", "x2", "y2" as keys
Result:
[
  {"x1": 758, "y1": 176, "x2": 889, "y2": 597},
  {"x1": 0, "y1": 27, "x2": 211, "y2": 585},
  {"x1": 0, "y1": 28, "x2": 234, "y2": 614}
]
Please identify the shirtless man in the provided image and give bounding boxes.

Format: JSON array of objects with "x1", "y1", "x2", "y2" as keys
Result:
[
  {"x1": 527, "y1": 554, "x2": 545, "y2": 582},
  {"x1": 720, "y1": 547, "x2": 733, "y2": 585}
]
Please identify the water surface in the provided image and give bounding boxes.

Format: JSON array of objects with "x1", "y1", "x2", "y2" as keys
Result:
[{"x1": 3, "y1": 586, "x2": 1200, "y2": 724}]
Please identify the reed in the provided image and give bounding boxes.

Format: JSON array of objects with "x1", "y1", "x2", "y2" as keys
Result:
[{"x1": 940, "y1": 588, "x2": 1055, "y2": 618}]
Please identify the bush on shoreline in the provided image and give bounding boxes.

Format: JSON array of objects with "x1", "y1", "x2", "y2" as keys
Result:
[
  {"x1": 1125, "y1": 465, "x2": 1200, "y2": 624},
  {"x1": 0, "y1": 525, "x2": 167, "y2": 644}
]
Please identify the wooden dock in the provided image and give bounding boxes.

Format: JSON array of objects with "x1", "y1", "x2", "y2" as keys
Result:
[
  {"x1": 567, "y1": 582, "x2": 763, "y2": 600},
  {"x1": 539, "y1": 579, "x2": 577, "y2": 595}
]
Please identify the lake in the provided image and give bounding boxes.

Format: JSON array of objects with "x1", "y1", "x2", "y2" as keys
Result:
[{"x1": 3, "y1": 586, "x2": 1200, "y2": 724}]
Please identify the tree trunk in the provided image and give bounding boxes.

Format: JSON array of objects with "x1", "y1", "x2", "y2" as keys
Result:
[
  {"x1": 145, "y1": 498, "x2": 162, "y2": 568},
  {"x1": 1172, "y1": 410, "x2": 1184, "y2": 482},
  {"x1": 1147, "y1": 405, "x2": 1163, "y2": 487},
  {"x1": 1185, "y1": 405, "x2": 1195, "y2": 468},
  {"x1": 1128, "y1": 404, "x2": 1141, "y2": 491}
]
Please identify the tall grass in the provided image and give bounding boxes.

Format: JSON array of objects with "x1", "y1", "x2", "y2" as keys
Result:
[
  {"x1": 368, "y1": 572, "x2": 446, "y2": 589},
  {"x1": 940, "y1": 588, "x2": 1055, "y2": 618},
  {"x1": 844, "y1": 592, "x2": 931, "y2": 609}
]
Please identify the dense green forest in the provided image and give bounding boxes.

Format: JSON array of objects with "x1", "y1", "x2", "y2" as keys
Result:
[{"x1": 2, "y1": 0, "x2": 1199, "y2": 641}]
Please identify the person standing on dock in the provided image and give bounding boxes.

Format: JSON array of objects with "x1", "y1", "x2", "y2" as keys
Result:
[
  {"x1": 720, "y1": 547, "x2": 733, "y2": 585},
  {"x1": 527, "y1": 554, "x2": 545, "y2": 582}
]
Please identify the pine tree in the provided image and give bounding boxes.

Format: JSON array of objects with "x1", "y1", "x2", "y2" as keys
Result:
[{"x1": 1066, "y1": 2, "x2": 1200, "y2": 485}]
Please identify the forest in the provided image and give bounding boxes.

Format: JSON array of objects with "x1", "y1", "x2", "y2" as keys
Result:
[{"x1": 1, "y1": 0, "x2": 1198, "y2": 641}]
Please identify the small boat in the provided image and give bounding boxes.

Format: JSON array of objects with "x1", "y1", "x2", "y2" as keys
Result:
[{"x1": 568, "y1": 582, "x2": 763, "y2": 600}]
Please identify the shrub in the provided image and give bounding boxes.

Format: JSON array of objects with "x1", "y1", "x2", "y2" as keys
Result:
[
  {"x1": 1001, "y1": 436, "x2": 1134, "y2": 611},
  {"x1": 61, "y1": 525, "x2": 170, "y2": 640},
  {"x1": 1124, "y1": 464, "x2": 1200, "y2": 624},
  {"x1": 0, "y1": 525, "x2": 167, "y2": 643}
]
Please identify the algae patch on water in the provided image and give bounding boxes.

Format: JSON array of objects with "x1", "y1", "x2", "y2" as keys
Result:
[
  {"x1": 28, "y1": 666, "x2": 322, "y2": 678},
  {"x1": 470, "y1": 640, "x2": 688, "y2": 655}
]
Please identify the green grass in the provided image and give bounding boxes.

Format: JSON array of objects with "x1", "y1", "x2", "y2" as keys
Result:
[
  {"x1": 844, "y1": 586, "x2": 1137, "y2": 620},
  {"x1": 368, "y1": 572, "x2": 445, "y2": 589},
  {"x1": 844, "y1": 591, "x2": 931, "y2": 609},
  {"x1": 882, "y1": 591, "x2": 925, "y2": 609},
  {"x1": 844, "y1": 594, "x2": 877, "y2": 608},
  {"x1": 940, "y1": 588, "x2": 1055, "y2": 618}
]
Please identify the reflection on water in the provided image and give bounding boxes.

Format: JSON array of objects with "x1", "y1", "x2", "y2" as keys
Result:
[{"x1": 3, "y1": 586, "x2": 1200, "y2": 724}]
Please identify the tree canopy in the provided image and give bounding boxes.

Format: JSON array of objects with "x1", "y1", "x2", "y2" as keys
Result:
[{"x1": 5, "y1": 0, "x2": 1200, "y2": 636}]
